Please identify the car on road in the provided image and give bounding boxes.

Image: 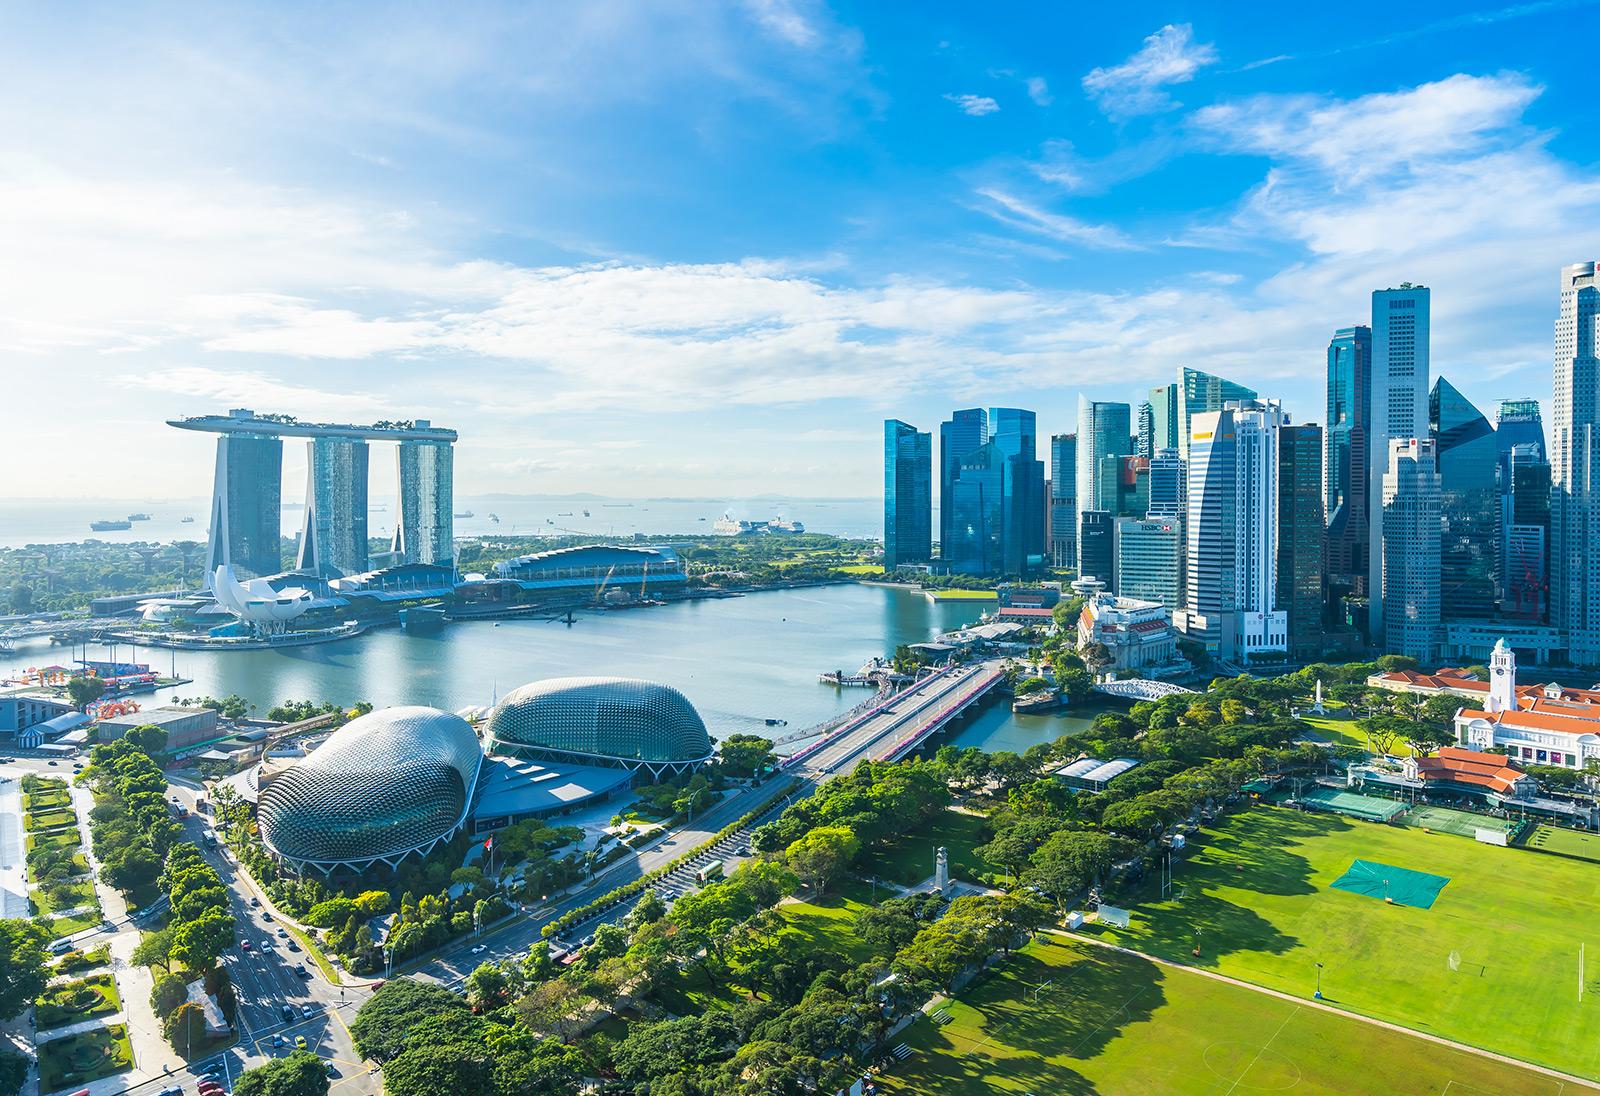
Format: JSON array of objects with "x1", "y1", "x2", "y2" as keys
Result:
[
  {"x1": 286, "y1": 939, "x2": 300, "y2": 952},
  {"x1": 325, "y1": 1060, "x2": 338, "y2": 1077},
  {"x1": 295, "y1": 1035, "x2": 307, "y2": 1049},
  {"x1": 301, "y1": 1004, "x2": 315, "y2": 1018},
  {"x1": 249, "y1": 896, "x2": 259, "y2": 906},
  {"x1": 295, "y1": 967, "x2": 311, "y2": 979},
  {"x1": 240, "y1": 939, "x2": 251, "y2": 951},
  {"x1": 45, "y1": 760, "x2": 56, "y2": 766},
  {"x1": 263, "y1": 912, "x2": 273, "y2": 921},
  {"x1": 277, "y1": 928, "x2": 287, "y2": 937},
  {"x1": 155, "y1": 1086, "x2": 182, "y2": 1096},
  {"x1": 281, "y1": 1004, "x2": 294, "y2": 1021},
  {"x1": 470, "y1": 944, "x2": 487, "y2": 954},
  {"x1": 261, "y1": 938, "x2": 274, "y2": 948},
  {"x1": 271, "y1": 1034, "x2": 286, "y2": 1047},
  {"x1": 198, "y1": 1084, "x2": 223, "y2": 1096}
]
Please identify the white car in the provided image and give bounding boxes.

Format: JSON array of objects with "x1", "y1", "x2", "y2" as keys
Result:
[
  {"x1": 470, "y1": 944, "x2": 487, "y2": 955},
  {"x1": 301, "y1": 1004, "x2": 315, "y2": 1019}
]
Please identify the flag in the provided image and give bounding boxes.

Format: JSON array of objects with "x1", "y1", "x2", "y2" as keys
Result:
[{"x1": 484, "y1": 835, "x2": 494, "y2": 852}]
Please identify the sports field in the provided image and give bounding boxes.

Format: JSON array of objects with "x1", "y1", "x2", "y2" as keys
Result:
[
  {"x1": 884, "y1": 935, "x2": 1567, "y2": 1095},
  {"x1": 1523, "y1": 824, "x2": 1600, "y2": 864},
  {"x1": 1089, "y1": 806, "x2": 1600, "y2": 1079}
]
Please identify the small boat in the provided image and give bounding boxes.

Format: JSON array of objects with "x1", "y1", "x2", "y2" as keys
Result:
[
  {"x1": 1012, "y1": 689, "x2": 1063, "y2": 713},
  {"x1": 180, "y1": 516, "x2": 195, "y2": 524},
  {"x1": 546, "y1": 518, "x2": 555, "y2": 525},
  {"x1": 453, "y1": 510, "x2": 475, "y2": 519},
  {"x1": 764, "y1": 717, "x2": 788, "y2": 727},
  {"x1": 91, "y1": 519, "x2": 133, "y2": 531},
  {"x1": 698, "y1": 517, "x2": 707, "y2": 522},
  {"x1": 489, "y1": 513, "x2": 500, "y2": 524},
  {"x1": 558, "y1": 511, "x2": 573, "y2": 516},
  {"x1": 127, "y1": 512, "x2": 151, "y2": 522},
  {"x1": 582, "y1": 509, "x2": 591, "y2": 517}
]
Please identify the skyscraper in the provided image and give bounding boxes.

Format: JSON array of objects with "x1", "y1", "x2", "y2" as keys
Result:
[
  {"x1": 1146, "y1": 448, "x2": 1184, "y2": 519},
  {"x1": 1149, "y1": 384, "x2": 1179, "y2": 451},
  {"x1": 1096, "y1": 455, "x2": 1149, "y2": 518},
  {"x1": 201, "y1": 429, "x2": 283, "y2": 583},
  {"x1": 297, "y1": 437, "x2": 370, "y2": 576},
  {"x1": 1074, "y1": 396, "x2": 1131, "y2": 571},
  {"x1": 1049, "y1": 434, "x2": 1077, "y2": 569},
  {"x1": 1178, "y1": 400, "x2": 1287, "y2": 662},
  {"x1": 1552, "y1": 261, "x2": 1600, "y2": 665},
  {"x1": 883, "y1": 420, "x2": 933, "y2": 569},
  {"x1": 1324, "y1": 325, "x2": 1371, "y2": 611},
  {"x1": 1077, "y1": 510, "x2": 1115, "y2": 588},
  {"x1": 1277, "y1": 423, "x2": 1325, "y2": 660},
  {"x1": 1136, "y1": 401, "x2": 1155, "y2": 459},
  {"x1": 1116, "y1": 516, "x2": 1182, "y2": 611},
  {"x1": 1503, "y1": 444, "x2": 1550, "y2": 621},
  {"x1": 1176, "y1": 366, "x2": 1257, "y2": 458},
  {"x1": 394, "y1": 433, "x2": 455, "y2": 567},
  {"x1": 1430, "y1": 378, "x2": 1498, "y2": 623},
  {"x1": 1381, "y1": 438, "x2": 1442, "y2": 663},
  {"x1": 1496, "y1": 399, "x2": 1546, "y2": 466},
  {"x1": 939, "y1": 408, "x2": 987, "y2": 553},
  {"x1": 1368, "y1": 285, "x2": 1431, "y2": 648},
  {"x1": 943, "y1": 408, "x2": 1044, "y2": 576}
]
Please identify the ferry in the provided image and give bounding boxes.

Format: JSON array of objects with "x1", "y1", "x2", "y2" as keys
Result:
[
  {"x1": 582, "y1": 509, "x2": 591, "y2": 517},
  {"x1": 90, "y1": 519, "x2": 133, "y2": 531},
  {"x1": 454, "y1": 510, "x2": 475, "y2": 518},
  {"x1": 180, "y1": 516, "x2": 195, "y2": 523},
  {"x1": 126, "y1": 512, "x2": 151, "y2": 521}
]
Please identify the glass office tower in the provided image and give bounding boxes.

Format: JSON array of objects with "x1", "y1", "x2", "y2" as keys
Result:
[
  {"x1": 939, "y1": 409, "x2": 987, "y2": 553},
  {"x1": 1430, "y1": 378, "x2": 1498, "y2": 622},
  {"x1": 1177, "y1": 366, "x2": 1257, "y2": 457},
  {"x1": 883, "y1": 420, "x2": 933, "y2": 569},
  {"x1": 1368, "y1": 285, "x2": 1431, "y2": 648},
  {"x1": 1325, "y1": 325, "x2": 1371, "y2": 611},
  {"x1": 1049, "y1": 434, "x2": 1077, "y2": 569},
  {"x1": 1277, "y1": 423, "x2": 1326, "y2": 659},
  {"x1": 945, "y1": 408, "x2": 1045, "y2": 576},
  {"x1": 297, "y1": 437, "x2": 370, "y2": 576},
  {"x1": 1075, "y1": 397, "x2": 1132, "y2": 573}
]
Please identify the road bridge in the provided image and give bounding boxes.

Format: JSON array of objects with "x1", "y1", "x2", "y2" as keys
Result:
[{"x1": 1092, "y1": 678, "x2": 1197, "y2": 701}]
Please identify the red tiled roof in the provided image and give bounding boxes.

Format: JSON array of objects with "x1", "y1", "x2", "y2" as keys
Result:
[
  {"x1": 997, "y1": 606, "x2": 1055, "y2": 619},
  {"x1": 1413, "y1": 746, "x2": 1527, "y2": 795},
  {"x1": 1375, "y1": 669, "x2": 1489, "y2": 692},
  {"x1": 1460, "y1": 707, "x2": 1600, "y2": 738}
]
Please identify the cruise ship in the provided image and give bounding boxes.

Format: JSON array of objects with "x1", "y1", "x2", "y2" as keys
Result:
[
  {"x1": 713, "y1": 513, "x2": 806, "y2": 535},
  {"x1": 90, "y1": 519, "x2": 133, "y2": 531}
]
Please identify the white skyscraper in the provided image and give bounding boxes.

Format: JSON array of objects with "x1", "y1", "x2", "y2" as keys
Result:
[
  {"x1": 1368, "y1": 284, "x2": 1431, "y2": 648},
  {"x1": 1381, "y1": 438, "x2": 1441, "y2": 663},
  {"x1": 1552, "y1": 261, "x2": 1600, "y2": 665},
  {"x1": 1176, "y1": 399, "x2": 1287, "y2": 663}
]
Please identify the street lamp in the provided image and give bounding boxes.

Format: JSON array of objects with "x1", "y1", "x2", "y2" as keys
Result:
[{"x1": 1314, "y1": 961, "x2": 1324, "y2": 1000}]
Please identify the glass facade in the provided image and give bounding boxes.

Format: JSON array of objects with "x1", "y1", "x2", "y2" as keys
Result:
[
  {"x1": 1381, "y1": 438, "x2": 1442, "y2": 663},
  {"x1": 1115, "y1": 516, "x2": 1182, "y2": 610},
  {"x1": 1049, "y1": 433, "x2": 1076, "y2": 569},
  {"x1": 944, "y1": 409, "x2": 1044, "y2": 577},
  {"x1": 938, "y1": 408, "x2": 987, "y2": 552},
  {"x1": 883, "y1": 420, "x2": 933, "y2": 568},
  {"x1": 207, "y1": 432, "x2": 283, "y2": 579},
  {"x1": 1504, "y1": 446, "x2": 1551, "y2": 620},
  {"x1": 1148, "y1": 384, "x2": 1179, "y2": 451},
  {"x1": 1430, "y1": 378, "x2": 1498, "y2": 622},
  {"x1": 1146, "y1": 448, "x2": 1184, "y2": 519},
  {"x1": 1074, "y1": 396, "x2": 1131, "y2": 573},
  {"x1": 487, "y1": 677, "x2": 713, "y2": 770},
  {"x1": 394, "y1": 440, "x2": 454, "y2": 566},
  {"x1": 296, "y1": 437, "x2": 370, "y2": 576},
  {"x1": 1136, "y1": 400, "x2": 1154, "y2": 459},
  {"x1": 1325, "y1": 325, "x2": 1371, "y2": 602},
  {"x1": 1369, "y1": 286, "x2": 1431, "y2": 646},
  {"x1": 1277, "y1": 423, "x2": 1326, "y2": 659},
  {"x1": 1177, "y1": 366, "x2": 1256, "y2": 457},
  {"x1": 1078, "y1": 509, "x2": 1114, "y2": 588},
  {"x1": 258, "y1": 706, "x2": 481, "y2": 871}
]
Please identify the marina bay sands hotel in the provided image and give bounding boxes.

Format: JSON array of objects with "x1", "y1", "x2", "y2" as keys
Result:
[{"x1": 169, "y1": 409, "x2": 458, "y2": 582}]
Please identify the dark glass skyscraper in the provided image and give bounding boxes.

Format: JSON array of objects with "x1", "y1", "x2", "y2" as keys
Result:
[
  {"x1": 939, "y1": 408, "x2": 987, "y2": 553},
  {"x1": 883, "y1": 420, "x2": 933, "y2": 569},
  {"x1": 944, "y1": 408, "x2": 1044, "y2": 576},
  {"x1": 1278, "y1": 423, "x2": 1326, "y2": 659},
  {"x1": 1325, "y1": 325, "x2": 1371, "y2": 610},
  {"x1": 1049, "y1": 433, "x2": 1076, "y2": 569},
  {"x1": 1431, "y1": 378, "x2": 1498, "y2": 622},
  {"x1": 1078, "y1": 510, "x2": 1114, "y2": 588},
  {"x1": 205, "y1": 432, "x2": 283, "y2": 580}
]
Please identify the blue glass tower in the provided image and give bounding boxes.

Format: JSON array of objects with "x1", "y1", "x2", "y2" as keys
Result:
[
  {"x1": 944, "y1": 408, "x2": 1045, "y2": 576},
  {"x1": 939, "y1": 408, "x2": 987, "y2": 554},
  {"x1": 883, "y1": 420, "x2": 932, "y2": 569}
]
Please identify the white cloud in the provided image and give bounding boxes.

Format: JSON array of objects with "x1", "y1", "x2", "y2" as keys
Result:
[
  {"x1": 742, "y1": 0, "x2": 821, "y2": 48},
  {"x1": 116, "y1": 366, "x2": 394, "y2": 416},
  {"x1": 944, "y1": 93, "x2": 1000, "y2": 116},
  {"x1": 1082, "y1": 23, "x2": 1217, "y2": 120},
  {"x1": 1026, "y1": 76, "x2": 1052, "y2": 106},
  {"x1": 972, "y1": 188, "x2": 1141, "y2": 250}
]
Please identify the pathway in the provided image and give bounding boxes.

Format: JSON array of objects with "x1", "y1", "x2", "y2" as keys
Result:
[
  {"x1": 0, "y1": 776, "x2": 26, "y2": 918},
  {"x1": 1056, "y1": 930, "x2": 1600, "y2": 1092}
]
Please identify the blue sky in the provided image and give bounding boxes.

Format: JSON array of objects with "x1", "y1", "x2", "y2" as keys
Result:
[{"x1": 5, "y1": 0, "x2": 1598, "y2": 500}]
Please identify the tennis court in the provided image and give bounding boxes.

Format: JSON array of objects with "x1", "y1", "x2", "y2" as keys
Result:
[
  {"x1": 1404, "y1": 804, "x2": 1510, "y2": 840},
  {"x1": 1296, "y1": 785, "x2": 1406, "y2": 822},
  {"x1": 1331, "y1": 859, "x2": 1451, "y2": 908}
]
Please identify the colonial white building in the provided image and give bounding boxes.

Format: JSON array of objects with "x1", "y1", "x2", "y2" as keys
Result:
[
  {"x1": 1454, "y1": 639, "x2": 1600, "y2": 770},
  {"x1": 1078, "y1": 593, "x2": 1183, "y2": 674}
]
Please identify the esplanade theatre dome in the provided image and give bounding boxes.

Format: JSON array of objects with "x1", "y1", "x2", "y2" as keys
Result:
[
  {"x1": 258, "y1": 705, "x2": 483, "y2": 873},
  {"x1": 486, "y1": 677, "x2": 713, "y2": 777}
]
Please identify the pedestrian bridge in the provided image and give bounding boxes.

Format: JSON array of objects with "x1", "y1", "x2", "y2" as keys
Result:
[{"x1": 1092, "y1": 678, "x2": 1197, "y2": 701}]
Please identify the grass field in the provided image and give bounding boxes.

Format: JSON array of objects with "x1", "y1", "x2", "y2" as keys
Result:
[
  {"x1": 1087, "y1": 806, "x2": 1600, "y2": 1079},
  {"x1": 34, "y1": 973, "x2": 122, "y2": 1030},
  {"x1": 869, "y1": 809, "x2": 991, "y2": 887},
  {"x1": 885, "y1": 935, "x2": 1569, "y2": 1095},
  {"x1": 25, "y1": 827, "x2": 82, "y2": 852},
  {"x1": 36, "y1": 1024, "x2": 133, "y2": 1092},
  {"x1": 1523, "y1": 824, "x2": 1600, "y2": 864},
  {"x1": 837, "y1": 564, "x2": 885, "y2": 575},
  {"x1": 925, "y1": 589, "x2": 999, "y2": 601}
]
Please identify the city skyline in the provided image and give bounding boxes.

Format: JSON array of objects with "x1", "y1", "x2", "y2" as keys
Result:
[{"x1": 6, "y1": 4, "x2": 1599, "y2": 500}]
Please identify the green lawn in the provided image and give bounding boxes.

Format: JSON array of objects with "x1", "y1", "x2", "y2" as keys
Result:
[
  {"x1": 1299, "y1": 713, "x2": 1422, "y2": 757},
  {"x1": 1086, "y1": 805, "x2": 1600, "y2": 1079},
  {"x1": 37, "y1": 1024, "x2": 134, "y2": 1092},
  {"x1": 30, "y1": 878, "x2": 97, "y2": 916},
  {"x1": 837, "y1": 564, "x2": 885, "y2": 575},
  {"x1": 1522, "y1": 824, "x2": 1600, "y2": 865},
  {"x1": 25, "y1": 827, "x2": 82, "y2": 853},
  {"x1": 885, "y1": 936, "x2": 1567, "y2": 1095},
  {"x1": 777, "y1": 893, "x2": 875, "y2": 965},
  {"x1": 34, "y1": 973, "x2": 121, "y2": 1030},
  {"x1": 868, "y1": 809, "x2": 992, "y2": 888},
  {"x1": 24, "y1": 809, "x2": 78, "y2": 831},
  {"x1": 23, "y1": 789, "x2": 71, "y2": 810},
  {"x1": 926, "y1": 589, "x2": 998, "y2": 601},
  {"x1": 45, "y1": 907, "x2": 104, "y2": 938}
]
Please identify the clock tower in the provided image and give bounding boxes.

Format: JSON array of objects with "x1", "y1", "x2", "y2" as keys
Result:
[{"x1": 1485, "y1": 638, "x2": 1516, "y2": 714}]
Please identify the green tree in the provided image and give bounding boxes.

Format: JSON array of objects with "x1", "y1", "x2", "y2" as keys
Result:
[
  {"x1": 353, "y1": 890, "x2": 391, "y2": 916},
  {"x1": 234, "y1": 1050, "x2": 330, "y2": 1096},
  {"x1": 151, "y1": 972, "x2": 188, "y2": 1019},
  {"x1": 0, "y1": 1045, "x2": 28, "y2": 1096},
  {"x1": 351, "y1": 979, "x2": 471, "y2": 1063},
  {"x1": 1027, "y1": 830, "x2": 1135, "y2": 917},
  {"x1": 164, "y1": 1000, "x2": 208, "y2": 1056},
  {"x1": 102, "y1": 845, "x2": 162, "y2": 894},
  {"x1": 0, "y1": 920, "x2": 49, "y2": 1020},
  {"x1": 170, "y1": 907, "x2": 236, "y2": 972},
  {"x1": 718, "y1": 734, "x2": 778, "y2": 778},
  {"x1": 783, "y1": 826, "x2": 859, "y2": 895},
  {"x1": 66, "y1": 674, "x2": 105, "y2": 711},
  {"x1": 464, "y1": 962, "x2": 509, "y2": 1012}
]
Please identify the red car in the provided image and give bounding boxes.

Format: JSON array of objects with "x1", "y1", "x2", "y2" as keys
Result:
[{"x1": 240, "y1": 940, "x2": 251, "y2": 951}]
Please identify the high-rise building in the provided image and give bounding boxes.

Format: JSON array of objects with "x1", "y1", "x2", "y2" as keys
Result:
[
  {"x1": 1430, "y1": 379, "x2": 1498, "y2": 623},
  {"x1": 1381, "y1": 438, "x2": 1442, "y2": 663},
  {"x1": 1074, "y1": 397, "x2": 1131, "y2": 571},
  {"x1": 297, "y1": 437, "x2": 370, "y2": 576},
  {"x1": 1096, "y1": 455, "x2": 1149, "y2": 518},
  {"x1": 1496, "y1": 399, "x2": 1546, "y2": 466},
  {"x1": 1149, "y1": 384, "x2": 1179, "y2": 451},
  {"x1": 1503, "y1": 443, "x2": 1551, "y2": 621},
  {"x1": 1178, "y1": 399, "x2": 1287, "y2": 663},
  {"x1": 1552, "y1": 261, "x2": 1600, "y2": 665},
  {"x1": 938, "y1": 408, "x2": 987, "y2": 553},
  {"x1": 394, "y1": 432, "x2": 454, "y2": 567},
  {"x1": 201, "y1": 428, "x2": 284, "y2": 583},
  {"x1": 1368, "y1": 285, "x2": 1431, "y2": 648},
  {"x1": 1176, "y1": 366, "x2": 1257, "y2": 458},
  {"x1": 1049, "y1": 434, "x2": 1076, "y2": 569},
  {"x1": 1277, "y1": 423, "x2": 1325, "y2": 660},
  {"x1": 1116, "y1": 516, "x2": 1182, "y2": 611},
  {"x1": 943, "y1": 408, "x2": 1044, "y2": 576},
  {"x1": 1078, "y1": 510, "x2": 1115, "y2": 589},
  {"x1": 1136, "y1": 401, "x2": 1155, "y2": 459},
  {"x1": 883, "y1": 420, "x2": 933, "y2": 569},
  {"x1": 1146, "y1": 448, "x2": 1184, "y2": 519},
  {"x1": 1325, "y1": 325, "x2": 1371, "y2": 610}
]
